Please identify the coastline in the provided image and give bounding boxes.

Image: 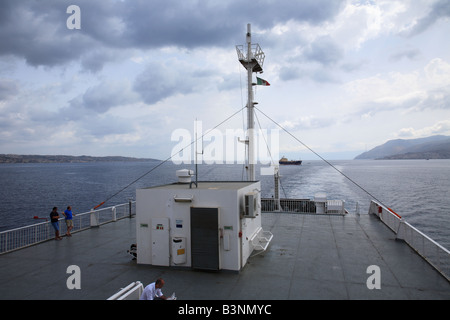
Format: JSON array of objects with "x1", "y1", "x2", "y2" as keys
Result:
[{"x1": 0, "y1": 154, "x2": 158, "y2": 164}]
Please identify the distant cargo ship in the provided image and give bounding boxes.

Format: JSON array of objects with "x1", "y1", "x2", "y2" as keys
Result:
[{"x1": 279, "y1": 156, "x2": 302, "y2": 165}]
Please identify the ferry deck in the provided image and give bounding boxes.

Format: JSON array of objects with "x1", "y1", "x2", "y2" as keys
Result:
[{"x1": 0, "y1": 211, "x2": 449, "y2": 300}]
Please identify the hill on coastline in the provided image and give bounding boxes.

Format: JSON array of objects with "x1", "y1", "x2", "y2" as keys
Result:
[
  {"x1": 0, "y1": 154, "x2": 158, "y2": 164},
  {"x1": 354, "y1": 135, "x2": 450, "y2": 160}
]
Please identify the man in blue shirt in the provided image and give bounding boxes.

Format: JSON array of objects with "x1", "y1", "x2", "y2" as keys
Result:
[{"x1": 63, "y1": 206, "x2": 75, "y2": 237}]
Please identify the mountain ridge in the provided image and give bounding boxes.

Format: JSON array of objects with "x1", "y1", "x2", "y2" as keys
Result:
[{"x1": 354, "y1": 135, "x2": 450, "y2": 160}]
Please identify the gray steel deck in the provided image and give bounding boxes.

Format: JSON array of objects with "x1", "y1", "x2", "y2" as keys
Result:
[{"x1": 0, "y1": 212, "x2": 449, "y2": 300}]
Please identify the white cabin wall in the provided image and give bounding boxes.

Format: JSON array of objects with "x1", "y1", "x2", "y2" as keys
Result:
[{"x1": 136, "y1": 181, "x2": 261, "y2": 271}]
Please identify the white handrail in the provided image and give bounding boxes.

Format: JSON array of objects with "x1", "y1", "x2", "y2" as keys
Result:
[
  {"x1": 107, "y1": 281, "x2": 143, "y2": 300},
  {"x1": 0, "y1": 201, "x2": 136, "y2": 254},
  {"x1": 369, "y1": 200, "x2": 449, "y2": 281}
]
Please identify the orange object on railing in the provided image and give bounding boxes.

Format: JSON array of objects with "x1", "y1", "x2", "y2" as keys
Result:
[
  {"x1": 93, "y1": 202, "x2": 105, "y2": 210},
  {"x1": 388, "y1": 208, "x2": 402, "y2": 219},
  {"x1": 33, "y1": 216, "x2": 48, "y2": 221}
]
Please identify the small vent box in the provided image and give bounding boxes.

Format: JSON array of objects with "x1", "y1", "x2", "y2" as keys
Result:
[{"x1": 244, "y1": 192, "x2": 257, "y2": 218}]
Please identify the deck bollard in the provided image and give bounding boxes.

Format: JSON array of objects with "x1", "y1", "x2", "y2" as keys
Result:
[{"x1": 90, "y1": 209, "x2": 99, "y2": 228}]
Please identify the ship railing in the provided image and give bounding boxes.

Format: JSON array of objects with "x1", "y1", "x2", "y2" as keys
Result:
[
  {"x1": 236, "y1": 44, "x2": 265, "y2": 67},
  {"x1": 261, "y1": 198, "x2": 346, "y2": 215},
  {"x1": 0, "y1": 201, "x2": 136, "y2": 255},
  {"x1": 107, "y1": 281, "x2": 144, "y2": 300},
  {"x1": 236, "y1": 45, "x2": 245, "y2": 61},
  {"x1": 262, "y1": 198, "x2": 315, "y2": 213},
  {"x1": 369, "y1": 200, "x2": 450, "y2": 282}
]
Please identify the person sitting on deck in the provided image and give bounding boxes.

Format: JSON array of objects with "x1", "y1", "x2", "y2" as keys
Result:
[{"x1": 140, "y1": 278, "x2": 167, "y2": 300}]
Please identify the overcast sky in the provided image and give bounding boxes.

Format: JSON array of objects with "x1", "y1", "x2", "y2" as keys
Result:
[{"x1": 1, "y1": 0, "x2": 450, "y2": 161}]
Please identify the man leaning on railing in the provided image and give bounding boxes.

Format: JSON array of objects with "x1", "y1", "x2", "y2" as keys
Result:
[{"x1": 50, "y1": 207, "x2": 63, "y2": 240}]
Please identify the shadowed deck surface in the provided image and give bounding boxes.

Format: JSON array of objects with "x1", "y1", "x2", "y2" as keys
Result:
[{"x1": 0, "y1": 212, "x2": 449, "y2": 300}]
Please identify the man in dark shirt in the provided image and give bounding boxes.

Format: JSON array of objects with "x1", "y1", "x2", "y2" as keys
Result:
[{"x1": 50, "y1": 207, "x2": 62, "y2": 240}]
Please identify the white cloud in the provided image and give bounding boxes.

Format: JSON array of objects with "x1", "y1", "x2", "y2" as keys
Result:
[
  {"x1": 397, "y1": 120, "x2": 450, "y2": 138},
  {"x1": 425, "y1": 58, "x2": 450, "y2": 84},
  {"x1": 343, "y1": 58, "x2": 450, "y2": 116}
]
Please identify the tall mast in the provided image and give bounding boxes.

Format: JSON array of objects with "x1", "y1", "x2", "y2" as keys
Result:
[
  {"x1": 236, "y1": 23, "x2": 265, "y2": 181},
  {"x1": 246, "y1": 24, "x2": 255, "y2": 181}
]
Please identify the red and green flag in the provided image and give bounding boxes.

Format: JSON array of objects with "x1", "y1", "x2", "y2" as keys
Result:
[{"x1": 256, "y1": 77, "x2": 270, "y2": 86}]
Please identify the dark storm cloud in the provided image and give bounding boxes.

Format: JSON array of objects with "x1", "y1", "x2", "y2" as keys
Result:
[
  {"x1": 121, "y1": 0, "x2": 345, "y2": 49},
  {"x1": 134, "y1": 62, "x2": 190, "y2": 105},
  {"x1": 0, "y1": 0, "x2": 345, "y2": 69},
  {"x1": 304, "y1": 36, "x2": 343, "y2": 66},
  {"x1": 0, "y1": 79, "x2": 18, "y2": 100},
  {"x1": 278, "y1": 36, "x2": 344, "y2": 83},
  {"x1": 0, "y1": 0, "x2": 90, "y2": 66},
  {"x1": 389, "y1": 48, "x2": 421, "y2": 62},
  {"x1": 133, "y1": 61, "x2": 219, "y2": 104},
  {"x1": 66, "y1": 81, "x2": 139, "y2": 116},
  {"x1": 406, "y1": 0, "x2": 450, "y2": 36}
]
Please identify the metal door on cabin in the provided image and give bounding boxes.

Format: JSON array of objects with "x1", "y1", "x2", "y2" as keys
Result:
[
  {"x1": 151, "y1": 218, "x2": 170, "y2": 266},
  {"x1": 190, "y1": 207, "x2": 220, "y2": 270}
]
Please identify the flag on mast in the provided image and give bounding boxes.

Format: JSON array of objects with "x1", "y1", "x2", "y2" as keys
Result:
[{"x1": 256, "y1": 77, "x2": 270, "y2": 86}]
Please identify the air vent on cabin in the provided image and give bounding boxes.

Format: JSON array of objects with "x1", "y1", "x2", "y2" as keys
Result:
[{"x1": 244, "y1": 192, "x2": 258, "y2": 218}]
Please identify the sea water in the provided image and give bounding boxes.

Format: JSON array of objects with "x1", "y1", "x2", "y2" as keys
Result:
[{"x1": 0, "y1": 159, "x2": 449, "y2": 249}]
